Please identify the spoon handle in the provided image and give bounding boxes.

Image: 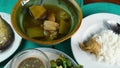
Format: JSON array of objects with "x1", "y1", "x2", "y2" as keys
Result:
[
  {"x1": 21, "y1": 0, "x2": 44, "y2": 6},
  {"x1": 40, "y1": 0, "x2": 44, "y2": 5}
]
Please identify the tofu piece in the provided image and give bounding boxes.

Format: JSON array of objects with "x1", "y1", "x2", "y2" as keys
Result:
[
  {"x1": 29, "y1": 5, "x2": 46, "y2": 19},
  {"x1": 44, "y1": 20, "x2": 59, "y2": 31}
]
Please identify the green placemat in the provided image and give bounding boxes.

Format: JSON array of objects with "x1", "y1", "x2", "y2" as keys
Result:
[
  {"x1": 82, "y1": 2, "x2": 120, "y2": 17},
  {"x1": 0, "y1": 0, "x2": 17, "y2": 14},
  {"x1": 76, "y1": 0, "x2": 83, "y2": 7}
]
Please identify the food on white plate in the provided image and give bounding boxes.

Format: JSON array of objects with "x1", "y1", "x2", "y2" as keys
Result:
[
  {"x1": 80, "y1": 38, "x2": 101, "y2": 56},
  {"x1": 0, "y1": 16, "x2": 14, "y2": 51},
  {"x1": 80, "y1": 29, "x2": 120, "y2": 65},
  {"x1": 50, "y1": 54, "x2": 83, "y2": 68}
]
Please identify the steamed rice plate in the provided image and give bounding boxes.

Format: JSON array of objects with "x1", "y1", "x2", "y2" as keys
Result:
[{"x1": 93, "y1": 29, "x2": 120, "y2": 65}]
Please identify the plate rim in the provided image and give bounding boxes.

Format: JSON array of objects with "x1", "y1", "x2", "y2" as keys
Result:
[
  {"x1": 4, "y1": 48, "x2": 77, "y2": 68},
  {"x1": 0, "y1": 12, "x2": 22, "y2": 62},
  {"x1": 71, "y1": 13, "x2": 120, "y2": 68}
]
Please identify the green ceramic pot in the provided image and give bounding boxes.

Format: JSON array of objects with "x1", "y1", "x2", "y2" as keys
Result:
[{"x1": 11, "y1": 0, "x2": 82, "y2": 45}]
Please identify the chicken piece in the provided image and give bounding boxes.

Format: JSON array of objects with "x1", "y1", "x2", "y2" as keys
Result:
[
  {"x1": 48, "y1": 13, "x2": 56, "y2": 22},
  {"x1": 44, "y1": 20, "x2": 59, "y2": 31},
  {"x1": 49, "y1": 31, "x2": 58, "y2": 40},
  {"x1": 44, "y1": 30, "x2": 58, "y2": 40},
  {"x1": 80, "y1": 38, "x2": 101, "y2": 56}
]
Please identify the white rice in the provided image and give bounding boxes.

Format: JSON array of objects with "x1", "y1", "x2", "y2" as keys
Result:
[{"x1": 93, "y1": 29, "x2": 120, "y2": 65}]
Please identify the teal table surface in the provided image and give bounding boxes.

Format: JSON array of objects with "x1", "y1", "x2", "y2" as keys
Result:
[
  {"x1": 1, "y1": 0, "x2": 120, "y2": 68},
  {"x1": 81, "y1": 2, "x2": 120, "y2": 17},
  {"x1": 0, "y1": 0, "x2": 83, "y2": 68}
]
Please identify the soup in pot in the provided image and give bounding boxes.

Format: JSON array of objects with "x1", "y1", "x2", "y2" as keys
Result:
[{"x1": 23, "y1": 5, "x2": 71, "y2": 41}]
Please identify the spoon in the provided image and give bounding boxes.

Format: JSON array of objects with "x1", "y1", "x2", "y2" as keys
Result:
[
  {"x1": 21, "y1": 0, "x2": 30, "y2": 6},
  {"x1": 21, "y1": 0, "x2": 44, "y2": 6},
  {"x1": 104, "y1": 20, "x2": 120, "y2": 34}
]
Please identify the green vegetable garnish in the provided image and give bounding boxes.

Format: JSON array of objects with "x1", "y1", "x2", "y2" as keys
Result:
[
  {"x1": 50, "y1": 60, "x2": 57, "y2": 68},
  {"x1": 56, "y1": 59, "x2": 63, "y2": 66},
  {"x1": 75, "y1": 65, "x2": 83, "y2": 68},
  {"x1": 22, "y1": 66, "x2": 26, "y2": 68},
  {"x1": 39, "y1": 65, "x2": 44, "y2": 68},
  {"x1": 50, "y1": 54, "x2": 83, "y2": 68}
]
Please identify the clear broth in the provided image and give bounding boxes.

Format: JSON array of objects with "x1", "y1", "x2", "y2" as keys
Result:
[{"x1": 23, "y1": 5, "x2": 71, "y2": 41}]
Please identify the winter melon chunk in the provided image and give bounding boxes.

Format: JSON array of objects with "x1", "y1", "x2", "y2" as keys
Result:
[
  {"x1": 26, "y1": 27, "x2": 44, "y2": 38},
  {"x1": 29, "y1": 5, "x2": 46, "y2": 19}
]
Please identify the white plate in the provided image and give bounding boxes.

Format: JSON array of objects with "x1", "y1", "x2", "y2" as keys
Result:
[
  {"x1": 4, "y1": 48, "x2": 77, "y2": 68},
  {"x1": 71, "y1": 13, "x2": 120, "y2": 68},
  {"x1": 0, "y1": 12, "x2": 22, "y2": 62}
]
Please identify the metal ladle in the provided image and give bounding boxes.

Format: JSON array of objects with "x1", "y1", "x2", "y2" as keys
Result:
[{"x1": 21, "y1": 0, "x2": 44, "y2": 6}]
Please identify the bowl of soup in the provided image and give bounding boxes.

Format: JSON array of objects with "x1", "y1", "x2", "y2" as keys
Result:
[
  {"x1": 10, "y1": 49, "x2": 50, "y2": 68},
  {"x1": 11, "y1": 0, "x2": 82, "y2": 45}
]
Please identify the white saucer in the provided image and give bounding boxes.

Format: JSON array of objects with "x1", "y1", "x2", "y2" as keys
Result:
[
  {"x1": 0, "y1": 12, "x2": 22, "y2": 63},
  {"x1": 4, "y1": 48, "x2": 77, "y2": 68},
  {"x1": 71, "y1": 13, "x2": 120, "y2": 68}
]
